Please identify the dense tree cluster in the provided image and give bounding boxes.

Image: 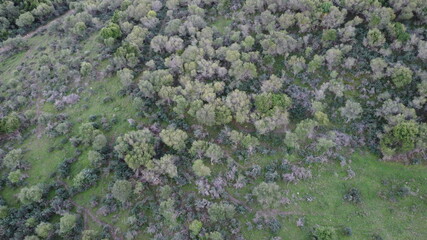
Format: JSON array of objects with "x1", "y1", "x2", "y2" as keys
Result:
[{"x1": 0, "y1": 0, "x2": 71, "y2": 40}]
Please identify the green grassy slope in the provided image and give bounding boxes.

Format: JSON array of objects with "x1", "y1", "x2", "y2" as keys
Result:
[{"x1": 226, "y1": 152, "x2": 426, "y2": 240}]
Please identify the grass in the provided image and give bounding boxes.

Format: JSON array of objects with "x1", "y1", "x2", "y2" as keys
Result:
[
  {"x1": 239, "y1": 151, "x2": 427, "y2": 239},
  {"x1": 0, "y1": 134, "x2": 76, "y2": 206},
  {"x1": 0, "y1": 51, "x2": 26, "y2": 84},
  {"x1": 212, "y1": 17, "x2": 233, "y2": 34},
  {"x1": 0, "y1": 34, "x2": 51, "y2": 82}
]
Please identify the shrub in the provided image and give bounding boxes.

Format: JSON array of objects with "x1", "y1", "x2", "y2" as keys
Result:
[
  {"x1": 189, "y1": 220, "x2": 202, "y2": 236},
  {"x1": 343, "y1": 188, "x2": 362, "y2": 204},
  {"x1": 112, "y1": 180, "x2": 132, "y2": 204},
  {"x1": 16, "y1": 12, "x2": 34, "y2": 28},
  {"x1": 82, "y1": 230, "x2": 98, "y2": 240},
  {"x1": 18, "y1": 185, "x2": 43, "y2": 204},
  {"x1": 35, "y1": 222, "x2": 53, "y2": 238},
  {"x1": 192, "y1": 159, "x2": 211, "y2": 177},
  {"x1": 92, "y1": 134, "x2": 107, "y2": 151},
  {"x1": 343, "y1": 226, "x2": 352, "y2": 236},
  {"x1": 267, "y1": 218, "x2": 282, "y2": 233},
  {"x1": 73, "y1": 168, "x2": 98, "y2": 190},
  {"x1": 8, "y1": 169, "x2": 23, "y2": 183},
  {"x1": 59, "y1": 213, "x2": 77, "y2": 234},
  {"x1": 391, "y1": 65, "x2": 413, "y2": 88},
  {"x1": 208, "y1": 202, "x2": 236, "y2": 222},
  {"x1": 1, "y1": 36, "x2": 28, "y2": 51},
  {"x1": 160, "y1": 127, "x2": 188, "y2": 151},
  {"x1": 100, "y1": 23, "x2": 122, "y2": 40},
  {"x1": 88, "y1": 150, "x2": 103, "y2": 166},
  {"x1": 0, "y1": 205, "x2": 8, "y2": 219},
  {"x1": 372, "y1": 234, "x2": 383, "y2": 240},
  {"x1": 253, "y1": 182, "x2": 281, "y2": 208},
  {"x1": 3, "y1": 148, "x2": 24, "y2": 170},
  {"x1": 313, "y1": 226, "x2": 336, "y2": 240}
]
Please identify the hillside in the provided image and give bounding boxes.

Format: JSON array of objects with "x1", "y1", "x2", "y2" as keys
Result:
[{"x1": 0, "y1": 0, "x2": 426, "y2": 240}]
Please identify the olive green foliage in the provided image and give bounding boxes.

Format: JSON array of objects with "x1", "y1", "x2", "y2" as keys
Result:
[
  {"x1": 284, "y1": 119, "x2": 318, "y2": 150},
  {"x1": 16, "y1": 12, "x2": 35, "y2": 28},
  {"x1": 391, "y1": 65, "x2": 413, "y2": 88},
  {"x1": 73, "y1": 168, "x2": 97, "y2": 188},
  {"x1": 252, "y1": 182, "x2": 281, "y2": 208},
  {"x1": 0, "y1": 112, "x2": 21, "y2": 133},
  {"x1": 80, "y1": 62, "x2": 92, "y2": 77},
  {"x1": 88, "y1": 150, "x2": 103, "y2": 166},
  {"x1": 192, "y1": 159, "x2": 211, "y2": 177},
  {"x1": 112, "y1": 180, "x2": 132, "y2": 203},
  {"x1": 254, "y1": 93, "x2": 292, "y2": 117},
  {"x1": 82, "y1": 230, "x2": 98, "y2": 240},
  {"x1": 35, "y1": 222, "x2": 53, "y2": 238},
  {"x1": 3, "y1": 148, "x2": 24, "y2": 169},
  {"x1": 92, "y1": 134, "x2": 107, "y2": 151},
  {"x1": 366, "y1": 28, "x2": 385, "y2": 47},
  {"x1": 339, "y1": 100, "x2": 363, "y2": 122},
  {"x1": 159, "y1": 198, "x2": 179, "y2": 230},
  {"x1": 0, "y1": 206, "x2": 8, "y2": 219},
  {"x1": 313, "y1": 226, "x2": 336, "y2": 240},
  {"x1": 208, "y1": 202, "x2": 236, "y2": 222},
  {"x1": 18, "y1": 185, "x2": 43, "y2": 204},
  {"x1": 8, "y1": 169, "x2": 23, "y2": 183},
  {"x1": 207, "y1": 231, "x2": 224, "y2": 240},
  {"x1": 100, "y1": 23, "x2": 122, "y2": 40},
  {"x1": 322, "y1": 29, "x2": 337, "y2": 42},
  {"x1": 154, "y1": 154, "x2": 178, "y2": 178},
  {"x1": 160, "y1": 127, "x2": 188, "y2": 151},
  {"x1": 79, "y1": 123, "x2": 102, "y2": 146},
  {"x1": 189, "y1": 220, "x2": 202, "y2": 235},
  {"x1": 59, "y1": 213, "x2": 77, "y2": 234},
  {"x1": 114, "y1": 129, "x2": 155, "y2": 170},
  {"x1": 381, "y1": 121, "x2": 420, "y2": 153},
  {"x1": 72, "y1": 22, "x2": 87, "y2": 37}
]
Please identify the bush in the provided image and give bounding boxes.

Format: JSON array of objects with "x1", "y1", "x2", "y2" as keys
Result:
[
  {"x1": 72, "y1": 169, "x2": 98, "y2": 190},
  {"x1": 88, "y1": 150, "x2": 103, "y2": 166},
  {"x1": 58, "y1": 160, "x2": 71, "y2": 178},
  {"x1": 59, "y1": 213, "x2": 77, "y2": 234},
  {"x1": 313, "y1": 226, "x2": 336, "y2": 240},
  {"x1": 1, "y1": 35, "x2": 28, "y2": 51},
  {"x1": 267, "y1": 218, "x2": 282, "y2": 234},
  {"x1": 3, "y1": 148, "x2": 24, "y2": 170},
  {"x1": 8, "y1": 169, "x2": 23, "y2": 184},
  {"x1": 189, "y1": 220, "x2": 202, "y2": 236},
  {"x1": 112, "y1": 180, "x2": 132, "y2": 204},
  {"x1": 343, "y1": 227, "x2": 352, "y2": 236},
  {"x1": 396, "y1": 185, "x2": 411, "y2": 197},
  {"x1": 343, "y1": 188, "x2": 362, "y2": 204},
  {"x1": 92, "y1": 134, "x2": 107, "y2": 151},
  {"x1": 18, "y1": 185, "x2": 43, "y2": 204},
  {"x1": 35, "y1": 222, "x2": 53, "y2": 238},
  {"x1": 372, "y1": 234, "x2": 383, "y2": 240}
]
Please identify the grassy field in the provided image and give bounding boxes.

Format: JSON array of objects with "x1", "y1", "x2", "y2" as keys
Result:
[{"x1": 238, "y1": 152, "x2": 427, "y2": 239}]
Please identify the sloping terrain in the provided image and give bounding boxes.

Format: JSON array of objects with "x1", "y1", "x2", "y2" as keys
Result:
[{"x1": 0, "y1": 0, "x2": 426, "y2": 240}]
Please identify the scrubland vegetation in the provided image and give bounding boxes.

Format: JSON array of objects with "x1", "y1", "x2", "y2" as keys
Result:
[{"x1": 0, "y1": 0, "x2": 426, "y2": 239}]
